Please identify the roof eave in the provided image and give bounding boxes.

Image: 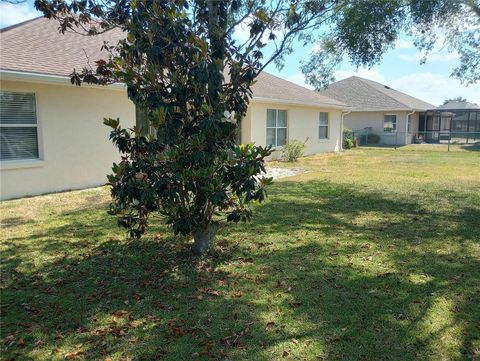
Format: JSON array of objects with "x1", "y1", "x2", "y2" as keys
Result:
[
  {"x1": 348, "y1": 107, "x2": 431, "y2": 112},
  {"x1": 1, "y1": 70, "x2": 350, "y2": 110},
  {"x1": 251, "y1": 96, "x2": 347, "y2": 110},
  {"x1": 0, "y1": 69, "x2": 126, "y2": 90}
]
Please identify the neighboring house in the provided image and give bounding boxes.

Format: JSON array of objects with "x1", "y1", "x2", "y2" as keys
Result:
[
  {"x1": 0, "y1": 18, "x2": 346, "y2": 200},
  {"x1": 319, "y1": 76, "x2": 436, "y2": 145}
]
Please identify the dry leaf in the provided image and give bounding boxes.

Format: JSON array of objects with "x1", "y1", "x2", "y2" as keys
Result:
[
  {"x1": 65, "y1": 350, "x2": 83, "y2": 360},
  {"x1": 266, "y1": 321, "x2": 275, "y2": 329}
]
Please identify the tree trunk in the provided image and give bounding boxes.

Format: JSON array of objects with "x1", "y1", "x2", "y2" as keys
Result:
[{"x1": 192, "y1": 222, "x2": 218, "y2": 255}]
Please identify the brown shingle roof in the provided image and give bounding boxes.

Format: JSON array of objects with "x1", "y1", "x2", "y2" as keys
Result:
[
  {"x1": 0, "y1": 17, "x2": 124, "y2": 77},
  {"x1": 0, "y1": 17, "x2": 345, "y2": 108},
  {"x1": 251, "y1": 72, "x2": 345, "y2": 107},
  {"x1": 319, "y1": 76, "x2": 435, "y2": 111}
]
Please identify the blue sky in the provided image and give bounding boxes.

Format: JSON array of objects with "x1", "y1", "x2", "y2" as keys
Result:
[{"x1": 2, "y1": 1, "x2": 479, "y2": 106}]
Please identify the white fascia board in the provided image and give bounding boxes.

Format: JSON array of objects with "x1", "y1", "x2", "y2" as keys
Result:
[
  {"x1": 251, "y1": 96, "x2": 348, "y2": 110},
  {"x1": 0, "y1": 69, "x2": 126, "y2": 91},
  {"x1": 350, "y1": 108, "x2": 428, "y2": 112}
]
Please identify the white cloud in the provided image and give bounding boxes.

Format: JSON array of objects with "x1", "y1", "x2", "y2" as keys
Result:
[
  {"x1": 395, "y1": 39, "x2": 414, "y2": 49},
  {"x1": 397, "y1": 30, "x2": 460, "y2": 63},
  {"x1": 389, "y1": 72, "x2": 480, "y2": 106},
  {"x1": 335, "y1": 68, "x2": 386, "y2": 83},
  {"x1": 233, "y1": 17, "x2": 252, "y2": 42},
  {"x1": 0, "y1": 2, "x2": 40, "y2": 28},
  {"x1": 399, "y1": 52, "x2": 460, "y2": 63}
]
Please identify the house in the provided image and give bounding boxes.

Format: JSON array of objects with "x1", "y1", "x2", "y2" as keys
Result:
[
  {"x1": 319, "y1": 76, "x2": 436, "y2": 145},
  {"x1": 0, "y1": 17, "x2": 346, "y2": 200}
]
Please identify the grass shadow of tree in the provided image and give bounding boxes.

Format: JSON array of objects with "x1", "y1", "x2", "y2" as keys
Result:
[{"x1": 1, "y1": 178, "x2": 479, "y2": 360}]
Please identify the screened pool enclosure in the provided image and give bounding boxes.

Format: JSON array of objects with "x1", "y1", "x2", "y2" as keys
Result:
[{"x1": 418, "y1": 102, "x2": 480, "y2": 144}]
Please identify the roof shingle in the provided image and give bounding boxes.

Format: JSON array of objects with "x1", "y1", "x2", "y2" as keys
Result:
[{"x1": 319, "y1": 76, "x2": 435, "y2": 111}]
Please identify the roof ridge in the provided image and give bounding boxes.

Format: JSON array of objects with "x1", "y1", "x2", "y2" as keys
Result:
[
  {"x1": 0, "y1": 16, "x2": 43, "y2": 33},
  {"x1": 353, "y1": 77, "x2": 408, "y2": 109}
]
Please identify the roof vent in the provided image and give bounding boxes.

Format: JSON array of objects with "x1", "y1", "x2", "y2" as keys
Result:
[{"x1": 384, "y1": 85, "x2": 391, "y2": 89}]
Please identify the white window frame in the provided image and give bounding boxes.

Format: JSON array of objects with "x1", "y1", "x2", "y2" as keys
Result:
[
  {"x1": 383, "y1": 114, "x2": 397, "y2": 133},
  {"x1": 319, "y1": 112, "x2": 329, "y2": 140},
  {"x1": 0, "y1": 91, "x2": 41, "y2": 163},
  {"x1": 266, "y1": 109, "x2": 287, "y2": 147}
]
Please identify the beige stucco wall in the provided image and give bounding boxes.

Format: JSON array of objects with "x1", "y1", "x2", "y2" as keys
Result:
[
  {"x1": 242, "y1": 101, "x2": 342, "y2": 157},
  {"x1": 343, "y1": 111, "x2": 419, "y2": 145},
  {"x1": 0, "y1": 80, "x2": 135, "y2": 200},
  {"x1": 1, "y1": 81, "x2": 342, "y2": 200}
]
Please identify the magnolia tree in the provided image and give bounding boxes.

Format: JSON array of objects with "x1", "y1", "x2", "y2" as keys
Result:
[
  {"x1": 35, "y1": 0, "x2": 348, "y2": 254},
  {"x1": 34, "y1": 0, "x2": 478, "y2": 254}
]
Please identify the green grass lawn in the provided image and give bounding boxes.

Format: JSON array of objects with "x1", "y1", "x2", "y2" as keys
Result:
[{"x1": 1, "y1": 147, "x2": 479, "y2": 360}]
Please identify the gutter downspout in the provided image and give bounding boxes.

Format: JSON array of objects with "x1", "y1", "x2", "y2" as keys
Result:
[
  {"x1": 340, "y1": 110, "x2": 351, "y2": 151},
  {"x1": 406, "y1": 110, "x2": 415, "y2": 145}
]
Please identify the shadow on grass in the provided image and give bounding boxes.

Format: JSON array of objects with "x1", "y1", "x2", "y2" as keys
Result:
[
  {"x1": 1, "y1": 179, "x2": 479, "y2": 360},
  {"x1": 460, "y1": 144, "x2": 480, "y2": 152},
  {"x1": 1, "y1": 216, "x2": 35, "y2": 229}
]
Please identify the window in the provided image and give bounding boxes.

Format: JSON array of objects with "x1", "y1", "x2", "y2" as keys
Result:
[
  {"x1": 383, "y1": 114, "x2": 397, "y2": 132},
  {"x1": 0, "y1": 92, "x2": 39, "y2": 161},
  {"x1": 266, "y1": 109, "x2": 287, "y2": 147},
  {"x1": 407, "y1": 116, "x2": 412, "y2": 133},
  {"x1": 319, "y1": 112, "x2": 329, "y2": 139}
]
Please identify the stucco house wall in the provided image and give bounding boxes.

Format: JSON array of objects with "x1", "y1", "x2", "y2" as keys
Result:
[
  {"x1": 1, "y1": 81, "x2": 342, "y2": 200},
  {"x1": 0, "y1": 80, "x2": 135, "y2": 200},
  {"x1": 242, "y1": 101, "x2": 342, "y2": 157},
  {"x1": 343, "y1": 111, "x2": 419, "y2": 145}
]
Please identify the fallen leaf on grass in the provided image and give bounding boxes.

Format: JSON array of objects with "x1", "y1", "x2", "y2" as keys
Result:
[
  {"x1": 167, "y1": 319, "x2": 186, "y2": 337},
  {"x1": 65, "y1": 350, "x2": 83, "y2": 360},
  {"x1": 112, "y1": 310, "x2": 129, "y2": 317},
  {"x1": 288, "y1": 300, "x2": 302, "y2": 308},
  {"x1": 4, "y1": 335, "x2": 15, "y2": 346},
  {"x1": 231, "y1": 291, "x2": 243, "y2": 298},
  {"x1": 200, "y1": 287, "x2": 220, "y2": 296}
]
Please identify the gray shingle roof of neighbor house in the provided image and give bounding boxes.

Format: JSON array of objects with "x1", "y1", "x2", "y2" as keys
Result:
[
  {"x1": 319, "y1": 76, "x2": 436, "y2": 111},
  {"x1": 0, "y1": 17, "x2": 345, "y2": 109},
  {"x1": 437, "y1": 101, "x2": 480, "y2": 110}
]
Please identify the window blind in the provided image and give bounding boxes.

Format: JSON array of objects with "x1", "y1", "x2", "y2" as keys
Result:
[{"x1": 0, "y1": 91, "x2": 39, "y2": 161}]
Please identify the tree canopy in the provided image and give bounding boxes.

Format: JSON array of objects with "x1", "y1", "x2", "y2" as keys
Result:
[
  {"x1": 302, "y1": 0, "x2": 480, "y2": 88},
  {"x1": 443, "y1": 97, "x2": 468, "y2": 105}
]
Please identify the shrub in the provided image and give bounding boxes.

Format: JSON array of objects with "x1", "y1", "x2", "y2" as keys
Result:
[
  {"x1": 367, "y1": 133, "x2": 380, "y2": 144},
  {"x1": 344, "y1": 137, "x2": 354, "y2": 149},
  {"x1": 343, "y1": 128, "x2": 354, "y2": 149},
  {"x1": 281, "y1": 139, "x2": 306, "y2": 162}
]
